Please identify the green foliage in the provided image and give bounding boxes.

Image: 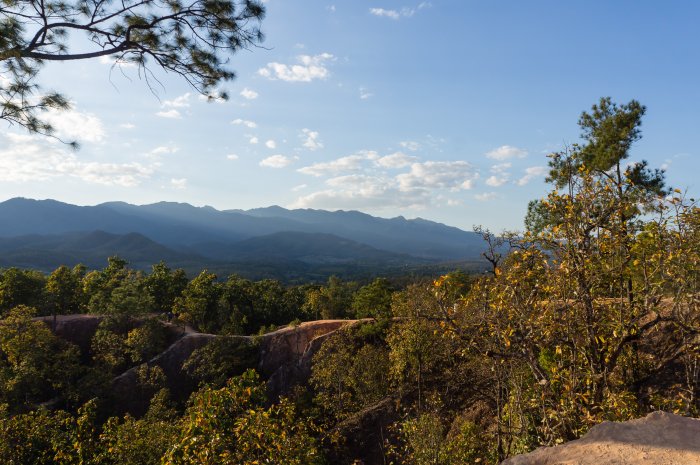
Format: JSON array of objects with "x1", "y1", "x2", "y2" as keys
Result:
[
  {"x1": 47, "y1": 265, "x2": 86, "y2": 315},
  {"x1": 0, "y1": 267, "x2": 47, "y2": 316},
  {"x1": 395, "y1": 411, "x2": 486, "y2": 465},
  {"x1": 352, "y1": 277, "x2": 394, "y2": 319},
  {"x1": 183, "y1": 337, "x2": 259, "y2": 388},
  {"x1": 311, "y1": 326, "x2": 390, "y2": 420},
  {"x1": 303, "y1": 275, "x2": 356, "y2": 320},
  {"x1": 0, "y1": 305, "x2": 83, "y2": 409},
  {"x1": 173, "y1": 270, "x2": 223, "y2": 333},
  {"x1": 164, "y1": 370, "x2": 323, "y2": 465},
  {"x1": 143, "y1": 262, "x2": 187, "y2": 315}
]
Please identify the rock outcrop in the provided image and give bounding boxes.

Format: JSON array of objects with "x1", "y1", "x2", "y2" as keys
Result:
[
  {"x1": 502, "y1": 411, "x2": 700, "y2": 465},
  {"x1": 107, "y1": 319, "x2": 354, "y2": 414}
]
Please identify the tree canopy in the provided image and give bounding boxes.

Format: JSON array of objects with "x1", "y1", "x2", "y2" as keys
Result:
[{"x1": 0, "y1": 0, "x2": 265, "y2": 141}]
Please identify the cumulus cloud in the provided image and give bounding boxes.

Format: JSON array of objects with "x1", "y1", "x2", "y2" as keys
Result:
[
  {"x1": 170, "y1": 178, "x2": 187, "y2": 189},
  {"x1": 291, "y1": 174, "x2": 430, "y2": 210},
  {"x1": 396, "y1": 161, "x2": 478, "y2": 191},
  {"x1": 162, "y1": 93, "x2": 191, "y2": 108},
  {"x1": 298, "y1": 151, "x2": 378, "y2": 177},
  {"x1": 517, "y1": 166, "x2": 547, "y2": 186},
  {"x1": 249, "y1": 136, "x2": 259, "y2": 144},
  {"x1": 232, "y1": 118, "x2": 257, "y2": 128},
  {"x1": 265, "y1": 139, "x2": 277, "y2": 149},
  {"x1": 260, "y1": 154, "x2": 294, "y2": 168},
  {"x1": 155, "y1": 109, "x2": 181, "y2": 119},
  {"x1": 485, "y1": 175, "x2": 508, "y2": 187},
  {"x1": 226, "y1": 154, "x2": 239, "y2": 160},
  {"x1": 485, "y1": 162, "x2": 511, "y2": 187},
  {"x1": 375, "y1": 151, "x2": 416, "y2": 169},
  {"x1": 486, "y1": 145, "x2": 528, "y2": 160},
  {"x1": 43, "y1": 107, "x2": 105, "y2": 143},
  {"x1": 0, "y1": 133, "x2": 152, "y2": 186},
  {"x1": 120, "y1": 123, "x2": 135, "y2": 129},
  {"x1": 149, "y1": 145, "x2": 179, "y2": 156},
  {"x1": 258, "y1": 53, "x2": 334, "y2": 82},
  {"x1": 301, "y1": 128, "x2": 323, "y2": 150},
  {"x1": 240, "y1": 88, "x2": 258, "y2": 100},
  {"x1": 359, "y1": 87, "x2": 373, "y2": 100}
]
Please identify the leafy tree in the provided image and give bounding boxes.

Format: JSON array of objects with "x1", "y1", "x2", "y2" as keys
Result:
[
  {"x1": 0, "y1": 405, "x2": 73, "y2": 465},
  {"x1": 0, "y1": 267, "x2": 46, "y2": 315},
  {"x1": 311, "y1": 326, "x2": 390, "y2": 420},
  {"x1": 183, "y1": 336, "x2": 258, "y2": 388},
  {"x1": 163, "y1": 370, "x2": 323, "y2": 465},
  {"x1": 46, "y1": 264, "x2": 86, "y2": 317},
  {"x1": 0, "y1": 0, "x2": 265, "y2": 141},
  {"x1": 0, "y1": 305, "x2": 83, "y2": 409},
  {"x1": 143, "y1": 262, "x2": 187, "y2": 315},
  {"x1": 303, "y1": 275, "x2": 355, "y2": 320},
  {"x1": 351, "y1": 277, "x2": 394, "y2": 319},
  {"x1": 172, "y1": 270, "x2": 222, "y2": 332}
]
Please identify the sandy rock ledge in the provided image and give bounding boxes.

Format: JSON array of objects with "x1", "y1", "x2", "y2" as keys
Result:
[{"x1": 502, "y1": 411, "x2": 700, "y2": 465}]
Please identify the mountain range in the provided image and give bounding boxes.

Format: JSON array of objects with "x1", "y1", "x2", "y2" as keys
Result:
[{"x1": 0, "y1": 198, "x2": 488, "y2": 280}]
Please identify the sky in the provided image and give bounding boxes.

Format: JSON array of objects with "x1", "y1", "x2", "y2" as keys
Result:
[{"x1": 1, "y1": 1, "x2": 699, "y2": 231}]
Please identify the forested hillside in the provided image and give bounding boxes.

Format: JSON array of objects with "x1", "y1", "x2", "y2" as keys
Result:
[{"x1": 0, "y1": 99, "x2": 698, "y2": 464}]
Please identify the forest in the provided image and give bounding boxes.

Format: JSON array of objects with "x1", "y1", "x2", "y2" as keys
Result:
[{"x1": 0, "y1": 98, "x2": 698, "y2": 464}]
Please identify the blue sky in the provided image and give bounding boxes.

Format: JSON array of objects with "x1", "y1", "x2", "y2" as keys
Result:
[{"x1": 1, "y1": 1, "x2": 698, "y2": 231}]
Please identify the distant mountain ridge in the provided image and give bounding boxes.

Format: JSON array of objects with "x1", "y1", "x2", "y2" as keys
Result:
[{"x1": 0, "y1": 198, "x2": 487, "y2": 277}]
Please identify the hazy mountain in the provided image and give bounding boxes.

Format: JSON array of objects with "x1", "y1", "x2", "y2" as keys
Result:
[
  {"x1": 0, "y1": 230, "x2": 199, "y2": 270},
  {"x1": 210, "y1": 231, "x2": 426, "y2": 264},
  {"x1": 0, "y1": 198, "x2": 487, "y2": 275}
]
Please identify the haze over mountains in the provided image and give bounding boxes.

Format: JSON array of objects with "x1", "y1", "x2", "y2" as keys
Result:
[{"x1": 0, "y1": 198, "x2": 487, "y2": 279}]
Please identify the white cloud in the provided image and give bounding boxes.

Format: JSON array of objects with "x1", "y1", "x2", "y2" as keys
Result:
[
  {"x1": 475, "y1": 192, "x2": 498, "y2": 201},
  {"x1": 75, "y1": 162, "x2": 153, "y2": 186},
  {"x1": 292, "y1": 184, "x2": 307, "y2": 191},
  {"x1": 298, "y1": 151, "x2": 378, "y2": 177},
  {"x1": 485, "y1": 162, "x2": 511, "y2": 187},
  {"x1": 162, "y1": 93, "x2": 191, "y2": 108},
  {"x1": 240, "y1": 88, "x2": 259, "y2": 100},
  {"x1": 375, "y1": 151, "x2": 416, "y2": 169},
  {"x1": 369, "y1": 5, "x2": 427, "y2": 19},
  {"x1": 249, "y1": 136, "x2": 259, "y2": 144},
  {"x1": 148, "y1": 145, "x2": 179, "y2": 156},
  {"x1": 43, "y1": 107, "x2": 105, "y2": 143},
  {"x1": 265, "y1": 139, "x2": 277, "y2": 149},
  {"x1": 260, "y1": 154, "x2": 294, "y2": 168},
  {"x1": 258, "y1": 53, "x2": 334, "y2": 82},
  {"x1": 396, "y1": 161, "x2": 478, "y2": 191},
  {"x1": 226, "y1": 154, "x2": 239, "y2": 160},
  {"x1": 326, "y1": 5, "x2": 336, "y2": 12},
  {"x1": 369, "y1": 8, "x2": 401, "y2": 19},
  {"x1": 0, "y1": 133, "x2": 153, "y2": 186},
  {"x1": 485, "y1": 175, "x2": 508, "y2": 187},
  {"x1": 170, "y1": 178, "x2": 187, "y2": 189},
  {"x1": 232, "y1": 118, "x2": 257, "y2": 128},
  {"x1": 486, "y1": 145, "x2": 528, "y2": 160},
  {"x1": 301, "y1": 128, "x2": 323, "y2": 150},
  {"x1": 155, "y1": 109, "x2": 181, "y2": 119},
  {"x1": 359, "y1": 87, "x2": 373, "y2": 100},
  {"x1": 400, "y1": 141, "x2": 420, "y2": 151},
  {"x1": 120, "y1": 123, "x2": 135, "y2": 129},
  {"x1": 517, "y1": 166, "x2": 547, "y2": 186},
  {"x1": 291, "y1": 174, "x2": 430, "y2": 210}
]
